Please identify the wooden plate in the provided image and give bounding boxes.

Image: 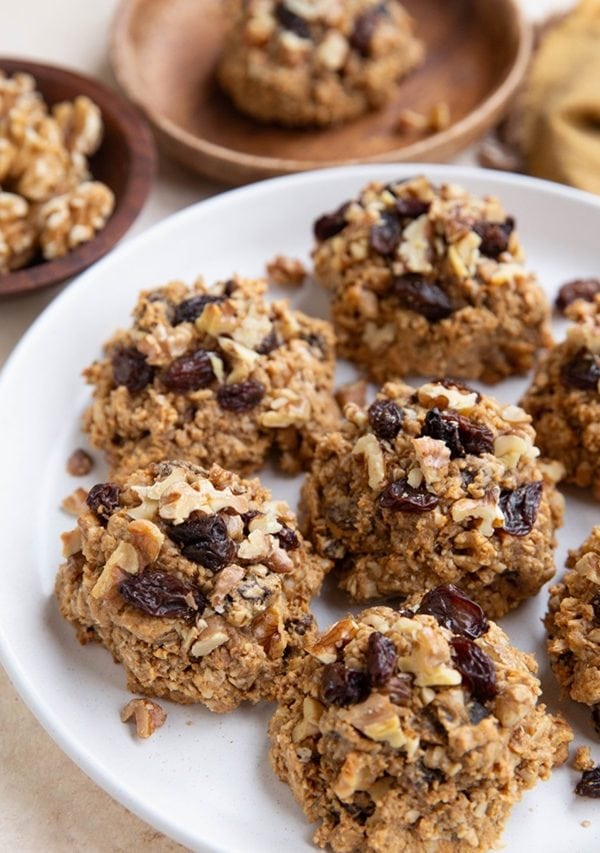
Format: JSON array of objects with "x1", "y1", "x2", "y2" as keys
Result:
[
  {"x1": 0, "y1": 58, "x2": 156, "y2": 297},
  {"x1": 110, "y1": 0, "x2": 531, "y2": 185}
]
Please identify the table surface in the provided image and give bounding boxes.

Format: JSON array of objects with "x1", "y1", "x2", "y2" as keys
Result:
[{"x1": 0, "y1": 0, "x2": 575, "y2": 850}]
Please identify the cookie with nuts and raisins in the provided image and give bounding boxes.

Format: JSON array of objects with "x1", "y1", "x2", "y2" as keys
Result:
[
  {"x1": 312, "y1": 176, "x2": 552, "y2": 383},
  {"x1": 269, "y1": 593, "x2": 572, "y2": 853},
  {"x1": 521, "y1": 295, "x2": 600, "y2": 498},
  {"x1": 55, "y1": 461, "x2": 330, "y2": 713},
  {"x1": 83, "y1": 275, "x2": 339, "y2": 480},
  {"x1": 301, "y1": 379, "x2": 563, "y2": 618},
  {"x1": 217, "y1": 0, "x2": 423, "y2": 127}
]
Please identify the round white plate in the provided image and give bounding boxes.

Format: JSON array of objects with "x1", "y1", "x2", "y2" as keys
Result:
[{"x1": 1, "y1": 164, "x2": 599, "y2": 853}]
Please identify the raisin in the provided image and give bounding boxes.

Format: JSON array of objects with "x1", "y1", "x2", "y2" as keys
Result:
[
  {"x1": 592, "y1": 704, "x2": 600, "y2": 737},
  {"x1": 379, "y1": 479, "x2": 439, "y2": 512},
  {"x1": 274, "y1": 2, "x2": 310, "y2": 38},
  {"x1": 368, "y1": 399, "x2": 403, "y2": 440},
  {"x1": 450, "y1": 637, "x2": 497, "y2": 702},
  {"x1": 417, "y1": 584, "x2": 489, "y2": 639},
  {"x1": 395, "y1": 197, "x2": 430, "y2": 219},
  {"x1": 422, "y1": 409, "x2": 493, "y2": 458},
  {"x1": 240, "y1": 510, "x2": 261, "y2": 534},
  {"x1": 216, "y1": 380, "x2": 265, "y2": 412},
  {"x1": 349, "y1": 3, "x2": 386, "y2": 55},
  {"x1": 560, "y1": 349, "x2": 600, "y2": 391},
  {"x1": 366, "y1": 632, "x2": 397, "y2": 687},
  {"x1": 575, "y1": 766, "x2": 600, "y2": 798},
  {"x1": 369, "y1": 211, "x2": 402, "y2": 256},
  {"x1": 555, "y1": 278, "x2": 600, "y2": 313},
  {"x1": 275, "y1": 525, "x2": 300, "y2": 550},
  {"x1": 320, "y1": 662, "x2": 370, "y2": 707},
  {"x1": 472, "y1": 217, "x2": 515, "y2": 258},
  {"x1": 173, "y1": 293, "x2": 225, "y2": 325},
  {"x1": 162, "y1": 350, "x2": 215, "y2": 392},
  {"x1": 313, "y1": 203, "x2": 350, "y2": 241},
  {"x1": 118, "y1": 569, "x2": 206, "y2": 620},
  {"x1": 391, "y1": 274, "x2": 454, "y2": 322},
  {"x1": 286, "y1": 614, "x2": 314, "y2": 637},
  {"x1": 112, "y1": 347, "x2": 154, "y2": 393},
  {"x1": 167, "y1": 513, "x2": 235, "y2": 571},
  {"x1": 499, "y1": 482, "x2": 543, "y2": 536},
  {"x1": 591, "y1": 593, "x2": 600, "y2": 625},
  {"x1": 255, "y1": 329, "x2": 280, "y2": 355},
  {"x1": 86, "y1": 483, "x2": 120, "y2": 522}
]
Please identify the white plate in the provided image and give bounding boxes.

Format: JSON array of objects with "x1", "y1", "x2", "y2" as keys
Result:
[{"x1": 1, "y1": 164, "x2": 599, "y2": 853}]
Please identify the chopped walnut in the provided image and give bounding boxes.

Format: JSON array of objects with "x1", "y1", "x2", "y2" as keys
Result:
[
  {"x1": 61, "y1": 487, "x2": 88, "y2": 516},
  {"x1": 121, "y1": 698, "x2": 167, "y2": 739},
  {"x1": 266, "y1": 254, "x2": 307, "y2": 286},
  {"x1": 52, "y1": 96, "x2": 103, "y2": 156},
  {"x1": 37, "y1": 181, "x2": 114, "y2": 260},
  {"x1": 352, "y1": 433, "x2": 386, "y2": 491},
  {"x1": 335, "y1": 379, "x2": 367, "y2": 410},
  {"x1": 66, "y1": 448, "x2": 94, "y2": 476}
]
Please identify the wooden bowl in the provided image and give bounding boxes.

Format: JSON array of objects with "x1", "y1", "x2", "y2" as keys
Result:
[
  {"x1": 0, "y1": 58, "x2": 156, "y2": 297},
  {"x1": 110, "y1": 0, "x2": 531, "y2": 185}
]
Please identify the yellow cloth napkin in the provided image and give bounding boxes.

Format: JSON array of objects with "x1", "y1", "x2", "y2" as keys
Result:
[{"x1": 521, "y1": 0, "x2": 600, "y2": 194}]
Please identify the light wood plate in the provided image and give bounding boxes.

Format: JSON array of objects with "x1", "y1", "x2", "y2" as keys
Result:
[{"x1": 111, "y1": 0, "x2": 531, "y2": 185}]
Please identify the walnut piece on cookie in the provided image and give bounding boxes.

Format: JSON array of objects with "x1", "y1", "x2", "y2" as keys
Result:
[
  {"x1": 301, "y1": 378, "x2": 563, "y2": 618},
  {"x1": 521, "y1": 295, "x2": 600, "y2": 498},
  {"x1": 55, "y1": 461, "x2": 330, "y2": 713},
  {"x1": 83, "y1": 275, "x2": 339, "y2": 480},
  {"x1": 269, "y1": 588, "x2": 572, "y2": 853},
  {"x1": 312, "y1": 176, "x2": 552, "y2": 383},
  {"x1": 217, "y1": 0, "x2": 423, "y2": 127}
]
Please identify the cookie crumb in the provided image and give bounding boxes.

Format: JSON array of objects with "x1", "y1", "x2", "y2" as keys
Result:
[
  {"x1": 266, "y1": 254, "x2": 307, "y2": 286},
  {"x1": 66, "y1": 448, "x2": 94, "y2": 476},
  {"x1": 429, "y1": 101, "x2": 451, "y2": 132},
  {"x1": 121, "y1": 698, "x2": 167, "y2": 739},
  {"x1": 574, "y1": 746, "x2": 594, "y2": 772},
  {"x1": 335, "y1": 379, "x2": 367, "y2": 410},
  {"x1": 61, "y1": 487, "x2": 88, "y2": 516},
  {"x1": 581, "y1": 820, "x2": 591, "y2": 828},
  {"x1": 395, "y1": 108, "x2": 428, "y2": 134}
]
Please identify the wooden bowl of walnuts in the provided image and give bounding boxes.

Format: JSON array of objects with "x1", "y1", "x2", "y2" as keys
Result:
[{"x1": 0, "y1": 58, "x2": 156, "y2": 297}]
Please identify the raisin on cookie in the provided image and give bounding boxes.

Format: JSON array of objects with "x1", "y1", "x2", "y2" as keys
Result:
[
  {"x1": 301, "y1": 379, "x2": 563, "y2": 618},
  {"x1": 56, "y1": 461, "x2": 330, "y2": 713}
]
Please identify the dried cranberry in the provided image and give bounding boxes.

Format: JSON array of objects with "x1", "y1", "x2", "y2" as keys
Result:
[
  {"x1": 575, "y1": 766, "x2": 600, "y2": 798},
  {"x1": 86, "y1": 483, "x2": 120, "y2": 522},
  {"x1": 320, "y1": 662, "x2": 370, "y2": 706},
  {"x1": 118, "y1": 569, "x2": 206, "y2": 620},
  {"x1": 216, "y1": 380, "x2": 265, "y2": 412},
  {"x1": 162, "y1": 350, "x2": 215, "y2": 392},
  {"x1": 173, "y1": 293, "x2": 225, "y2": 325},
  {"x1": 369, "y1": 211, "x2": 402, "y2": 256},
  {"x1": 417, "y1": 584, "x2": 489, "y2": 639},
  {"x1": 391, "y1": 274, "x2": 454, "y2": 322},
  {"x1": 255, "y1": 329, "x2": 280, "y2": 355},
  {"x1": 349, "y1": 4, "x2": 386, "y2": 56},
  {"x1": 422, "y1": 409, "x2": 493, "y2": 458},
  {"x1": 499, "y1": 482, "x2": 543, "y2": 536},
  {"x1": 366, "y1": 632, "x2": 397, "y2": 687},
  {"x1": 313, "y1": 203, "x2": 350, "y2": 241},
  {"x1": 168, "y1": 513, "x2": 235, "y2": 572},
  {"x1": 560, "y1": 349, "x2": 600, "y2": 391},
  {"x1": 275, "y1": 525, "x2": 300, "y2": 550},
  {"x1": 368, "y1": 399, "x2": 403, "y2": 440},
  {"x1": 591, "y1": 593, "x2": 600, "y2": 625},
  {"x1": 379, "y1": 479, "x2": 439, "y2": 513},
  {"x1": 274, "y1": 2, "x2": 310, "y2": 38},
  {"x1": 472, "y1": 217, "x2": 515, "y2": 258},
  {"x1": 112, "y1": 347, "x2": 154, "y2": 393},
  {"x1": 395, "y1": 197, "x2": 430, "y2": 219},
  {"x1": 555, "y1": 278, "x2": 600, "y2": 313},
  {"x1": 450, "y1": 637, "x2": 497, "y2": 702}
]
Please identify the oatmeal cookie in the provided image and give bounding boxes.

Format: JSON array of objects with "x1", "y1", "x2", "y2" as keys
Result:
[
  {"x1": 546, "y1": 526, "x2": 600, "y2": 711},
  {"x1": 312, "y1": 176, "x2": 552, "y2": 383},
  {"x1": 521, "y1": 296, "x2": 600, "y2": 498},
  {"x1": 55, "y1": 461, "x2": 330, "y2": 713},
  {"x1": 217, "y1": 0, "x2": 423, "y2": 127},
  {"x1": 301, "y1": 379, "x2": 564, "y2": 618},
  {"x1": 269, "y1": 591, "x2": 572, "y2": 853},
  {"x1": 83, "y1": 275, "x2": 339, "y2": 479}
]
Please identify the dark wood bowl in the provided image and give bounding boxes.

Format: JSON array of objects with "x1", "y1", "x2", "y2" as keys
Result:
[
  {"x1": 0, "y1": 58, "x2": 156, "y2": 297},
  {"x1": 110, "y1": 0, "x2": 531, "y2": 185}
]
